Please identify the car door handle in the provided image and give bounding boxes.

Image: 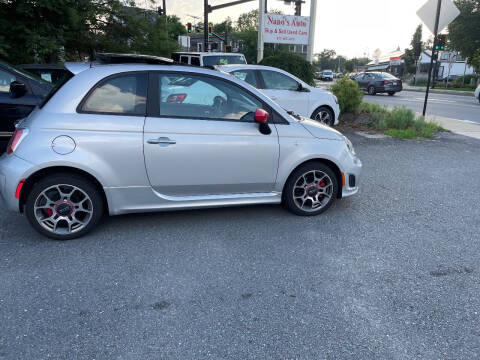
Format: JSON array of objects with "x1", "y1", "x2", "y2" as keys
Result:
[{"x1": 147, "y1": 137, "x2": 176, "y2": 145}]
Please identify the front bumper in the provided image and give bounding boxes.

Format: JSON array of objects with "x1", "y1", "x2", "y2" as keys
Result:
[
  {"x1": 341, "y1": 154, "x2": 362, "y2": 198},
  {"x1": 0, "y1": 154, "x2": 34, "y2": 212}
]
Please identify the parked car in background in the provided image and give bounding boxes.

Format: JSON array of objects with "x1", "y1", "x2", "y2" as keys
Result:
[
  {"x1": 172, "y1": 52, "x2": 247, "y2": 67},
  {"x1": 16, "y1": 64, "x2": 71, "y2": 86},
  {"x1": 0, "y1": 54, "x2": 361, "y2": 240},
  {"x1": 320, "y1": 70, "x2": 334, "y2": 81},
  {"x1": 475, "y1": 83, "x2": 480, "y2": 103},
  {"x1": 218, "y1": 64, "x2": 340, "y2": 126},
  {"x1": 0, "y1": 61, "x2": 53, "y2": 152},
  {"x1": 314, "y1": 71, "x2": 322, "y2": 80},
  {"x1": 352, "y1": 72, "x2": 403, "y2": 95}
]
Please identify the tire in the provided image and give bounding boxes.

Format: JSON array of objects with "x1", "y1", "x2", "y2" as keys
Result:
[
  {"x1": 283, "y1": 162, "x2": 338, "y2": 216},
  {"x1": 25, "y1": 173, "x2": 104, "y2": 240},
  {"x1": 388, "y1": 92, "x2": 395, "y2": 96},
  {"x1": 367, "y1": 86, "x2": 376, "y2": 95},
  {"x1": 311, "y1": 106, "x2": 334, "y2": 126}
]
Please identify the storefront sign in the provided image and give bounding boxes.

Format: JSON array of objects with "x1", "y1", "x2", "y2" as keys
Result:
[{"x1": 263, "y1": 13, "x2": 310, "y2": 45}]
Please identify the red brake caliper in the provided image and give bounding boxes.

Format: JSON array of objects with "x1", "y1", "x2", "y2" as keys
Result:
[
  {"x1": 318, "y1": 181, "x2": 326, "y2": 199},
  {"x1": 46, "y1": 208, "x2": 53, "y2": 216}
]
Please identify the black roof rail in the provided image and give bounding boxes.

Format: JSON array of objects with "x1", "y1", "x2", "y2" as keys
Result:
[{"x1": 95, "y1": 53, "x2": 175, "y2": 65}]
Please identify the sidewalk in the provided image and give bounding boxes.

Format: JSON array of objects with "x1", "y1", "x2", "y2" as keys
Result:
[
  {"x1": 404, "y1": 84, "x2": 474, "y2": 97},
  {"x1": 422, "y1": 114, "x2": 480, "y2": 140}
]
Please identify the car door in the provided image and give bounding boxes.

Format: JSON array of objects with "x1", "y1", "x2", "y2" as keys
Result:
[
  {"x1": 143, "y1": 71, "x2": 279, "y2": 197},
  {"x1": 355, "y1": 74, "x2": 367, "y2": 89},
  {"x1": 258, "y1": 69, "x2": 310, "y2": 117}
]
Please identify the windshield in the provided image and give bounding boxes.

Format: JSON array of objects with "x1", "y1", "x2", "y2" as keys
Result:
[
  {"x1": 202, "y1": 55, "x2": 246, "y2": 66},
  {"x1": 39, "y1": 71, "x2": 74, "y2": 108},
  {"x1": 324, "y1": 71, "x2": 333, "y2": 75}
]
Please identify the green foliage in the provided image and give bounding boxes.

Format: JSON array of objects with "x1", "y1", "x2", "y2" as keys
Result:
[
  {"x1": 331, "y1": 77, "x2": 363, "y2": 113},
  {"x1": 259, "y1": 52, "x2": 315, "y2": 85},
  {"x1": 363, "y1": 105, "x2": 444, "y2": 139},
  {"x1": 0, "y1": 0, "x2": 185, "y2": 64},
  {"x1": 404, "y1": 24, "x2": 423, "y2": 74},
  {"x1": 448, "y1": 0, "x2": 480, "y2": 67}
]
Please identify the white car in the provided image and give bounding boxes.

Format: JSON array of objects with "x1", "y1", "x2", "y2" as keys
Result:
[
  {"x1": 475, "y1": 84, "x2": 480, "y2": 104},
  {"x1": 217, "y1": 64, "x2": 340, "y2": 126}
]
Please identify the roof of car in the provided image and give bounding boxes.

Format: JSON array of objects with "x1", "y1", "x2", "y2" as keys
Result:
[{"x1": 173, "y1": 52, "x2": 244, "y2": 57}]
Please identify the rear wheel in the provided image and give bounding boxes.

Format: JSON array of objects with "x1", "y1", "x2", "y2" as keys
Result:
[
  {"x1": 388, "y1": 91, "x2": 395, "y2": 96},
  {"x1": 284, "y1": 162, "x2": 338, "y2": 216},
  {"x1": 25, "y1": 174, "x2": 103, "y2": 240},
  {"x1": 367, "y1": 86, "x2": 376, "y2": 95},
  {"x1": 311, "y1": 106, "x2": 334, "y2": 126}
]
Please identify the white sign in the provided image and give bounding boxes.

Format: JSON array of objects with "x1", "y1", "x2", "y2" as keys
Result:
[
  {"x1": 178, "y1": 35, "x2": 190, "y2": 48},
  {"x1": 262, "y1": 13, "x2": 310, "y2": 45},
  {"x1": 416, "y1": 0, "x2": 460, "y2": 35}
]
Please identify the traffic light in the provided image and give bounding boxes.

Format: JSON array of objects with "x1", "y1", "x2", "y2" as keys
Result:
[
  {"x1": 435, "y1": 34, "x2": 447, "y2": 51},
  {"x1": 208, "y1": 26, "x2": 212, "y2": 37},
  {"x1": 187, "y1": 23, "x2": 192, "y2": 33}
]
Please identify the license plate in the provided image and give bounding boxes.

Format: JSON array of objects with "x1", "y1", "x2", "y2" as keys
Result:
[{"x1": 392, "y1": 82, "x2": 397, "y2": 85}]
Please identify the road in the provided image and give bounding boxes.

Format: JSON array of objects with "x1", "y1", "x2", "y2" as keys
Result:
[
  {"x1": 364, "y1": 90, "x2": 480, "y2": 124},
  {"x1": 1, "y1": 132, "x2": 480, "y2": 359}
]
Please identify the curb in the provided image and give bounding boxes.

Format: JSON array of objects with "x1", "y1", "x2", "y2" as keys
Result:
[
  {"x1": 403, "y1": 87, "x2": 474, "y2": 97},
  {"x1": 420, "y1": 113, "x2": 480, "y2": 140}
]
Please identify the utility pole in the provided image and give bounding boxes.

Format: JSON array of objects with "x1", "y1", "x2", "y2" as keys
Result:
[
  {"x1": 306, "y1": 0, "x2": 316, "y2": 63},
  {"x1": 204, "y1": 0, "x2": 209, "y2": 52},
  {"x1": 257, "y1": 0, "x2": 265, "y2": 63},
  {"x1": 422, "y1": 0, "x2": 442, "y2": 117}
]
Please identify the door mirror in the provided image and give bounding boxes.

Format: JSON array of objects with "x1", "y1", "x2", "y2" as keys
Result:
[
  {"x1": 254, "y1": 108, "x2": 269, "y2": 123},
  {"x1": 254, "y1": 108, "x2": 271, "y2": 135},
  {"x1": 297, "y1": 83, "x2": 310, "y2": 92},
  {"x1": 9, "y1": 81, "x2": 27, "y2": 98}
]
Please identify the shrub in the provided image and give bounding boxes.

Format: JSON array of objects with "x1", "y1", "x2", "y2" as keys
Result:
[
  {"x1": 331, "y1": 77, "x2": 363, "y2": 113},
  {"x1": 259, "y1": 52, "x2": 315, "y2": 85},
  {"x1": 387, "y1": 106, "x2": 416, "y2": 129}
]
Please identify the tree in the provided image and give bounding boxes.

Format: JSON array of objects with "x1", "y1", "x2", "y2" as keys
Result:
[
  {"x1": 314, "y1": 49, "x2": 336, "y2": 70},
  {"x1": 448, "y1": 0, "x2": 480, "y2": 67},
  {"x1": 260, "y1": 52, "x2": 315, "y2": 85},
  {"x1": 236, "y1": 9, "x2": 259, "y2": 31},
  {"x1": 213, "y1": 18, "x2": 233, "y2": 35},
  {"x1": 403, "y1": 24, "x2": 423, "y2": 75}
]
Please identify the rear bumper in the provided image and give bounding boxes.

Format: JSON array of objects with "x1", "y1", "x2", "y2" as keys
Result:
[
  {"x1": 0, "y1": 154, "x2": 34, "y2": 212},
  {"x1": 377, "y1": 84, "x2": 403, "y2": 93}
]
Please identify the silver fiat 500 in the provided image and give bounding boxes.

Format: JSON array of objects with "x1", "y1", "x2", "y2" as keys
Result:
[{"x1": 0, "y1": 55, "x2": 361, "y2": 240}]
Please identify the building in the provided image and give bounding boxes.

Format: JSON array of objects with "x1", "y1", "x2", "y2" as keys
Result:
[
  {"x1": 366, "y1": 49, "x2": 405, "y2": 77},
  {"x1": 417, "y1": 50, "x2": 475, "y2": 80}
]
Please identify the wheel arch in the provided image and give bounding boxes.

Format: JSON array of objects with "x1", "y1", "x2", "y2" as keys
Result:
[
  {"x1": 282, "y1": 158, "x2": 343, "y2": 199},
  {"x1": 19, "y1": 166, "x2": 108, "y2": 213}
]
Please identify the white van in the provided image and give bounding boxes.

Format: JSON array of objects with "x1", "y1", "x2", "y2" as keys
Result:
[{"x1": 172, "y1": 52, "x2": 247, "y2": 67}]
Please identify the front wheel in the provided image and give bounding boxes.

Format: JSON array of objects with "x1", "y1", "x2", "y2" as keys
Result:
[
  {"x1": 311, "y1": 106, "x2": 334, "y2": 126},
  {"x1": 284, "y1": 162, "x2": 338, "y2": 216},
  {"x1": 25, "y1": 174, "x2": 104, "y2": 240}
]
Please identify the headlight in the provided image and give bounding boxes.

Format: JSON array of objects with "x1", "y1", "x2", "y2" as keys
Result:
[{"x1": 343, "y1": 136, "x2": 356, "y2": 156}]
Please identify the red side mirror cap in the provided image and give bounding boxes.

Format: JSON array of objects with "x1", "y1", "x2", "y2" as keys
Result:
[{"x1": 254, "y1": 108, "x2": 269, "y2": 123}]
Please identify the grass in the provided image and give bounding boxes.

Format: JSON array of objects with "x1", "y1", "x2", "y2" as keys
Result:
[{"x1": 356, "y1": 103, "x2": 445, "y2": 139}]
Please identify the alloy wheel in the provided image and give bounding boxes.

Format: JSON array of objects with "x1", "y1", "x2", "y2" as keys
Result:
[
  {"x1": 33, "y1": 184, "x2": 93, "y2": 235},
  {"x1": 314, "y1": 110, "x2": 332, "y2": 125},
  {"x1": 292, "y1": 170, "x2": 334, "y2": 212}
]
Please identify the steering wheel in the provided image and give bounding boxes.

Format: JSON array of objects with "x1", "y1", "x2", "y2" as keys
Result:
[{"x1": 212, "y1": 96, "x2": 227, "y2": 116}]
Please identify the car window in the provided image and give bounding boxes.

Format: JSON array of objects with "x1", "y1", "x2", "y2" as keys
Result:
[
  {"x1": 0, "y1": 69, "x2": 16, "y2": 93},
  {"x1": 260, "y1": 70, "x2": 298, "y2": 91},
  {"x1": 202, "y1": 55, "x2": 246, "y2": 66},
  {"x1": 159, "y1": 73, "x2": 263, "y2": 122},
  {"x1": 180, "y1": 56, "x2": 189, "y2": 64},
  {"x1": 191, "y1": 57, "x2": 200, "y2": 66},
  {"x1": 81, "y1": 73, "x2": 147, "y2": 115},
  {"x1": 231, "y1": 70, "x2": 258, "y2": 88},
  {"x1": 380, "y1": 73, "x2": 396, "y2": 79}
]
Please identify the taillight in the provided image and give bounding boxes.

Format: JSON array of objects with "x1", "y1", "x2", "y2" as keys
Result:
[
  {"x1": 167, "y1": 93, "x2": 187, "y2": 103},
  {"x1": 6, "y1": 129, "x2": 28, "y2": 155},
  {"x1": 384, "y1": 80, "x2": 392, "y2": 85}
]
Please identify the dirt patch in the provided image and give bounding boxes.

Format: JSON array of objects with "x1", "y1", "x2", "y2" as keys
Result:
[{"x1": 336, "y1": 112, "x2": 380, "y2": 134}]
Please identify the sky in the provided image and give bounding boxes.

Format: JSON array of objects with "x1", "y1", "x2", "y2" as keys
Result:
[{"x1": 141, "y1": 0, "x2": 436, "y2": 58}]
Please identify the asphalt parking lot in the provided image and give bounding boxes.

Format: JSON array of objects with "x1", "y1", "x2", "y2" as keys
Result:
[{"x1": 1, "y1": 132, "x2": 479, "y2": 359}]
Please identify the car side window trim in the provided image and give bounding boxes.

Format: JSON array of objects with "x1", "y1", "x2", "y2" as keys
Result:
[
  {"x1": 148, "y1": 70, "x2": 288, "y2": 124},
  {"x1": 76, "y1": 71, "x2": 149, "y2": 116}
]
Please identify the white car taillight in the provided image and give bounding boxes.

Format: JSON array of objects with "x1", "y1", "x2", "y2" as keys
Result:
[{"x1": 6, "y1": 128, "x2": 28, "y2": 155}]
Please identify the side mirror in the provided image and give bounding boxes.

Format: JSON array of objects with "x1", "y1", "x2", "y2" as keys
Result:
[
  {"x1": 9, "y1": 81, "x2": 27, "y2": 99},
  {"x1": 254, "y1": 108, "x2": 271, "y2": 135},
  {"x1": 297, "y1": 83, "x2": 310, "y2": 92}
]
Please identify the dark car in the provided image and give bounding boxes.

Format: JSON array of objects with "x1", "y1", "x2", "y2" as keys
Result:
[
  {"x1": 16, "y1": 64, "x2": 71, "y2": 86},
  {"x1": 353, "y1": 72, "x2": 403, "y2": 95},
  {"x1": 0, "y1": 61, "x2": 53, "y2": 151}
]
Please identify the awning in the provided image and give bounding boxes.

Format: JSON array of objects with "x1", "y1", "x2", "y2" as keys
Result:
[{"x1": 367, "y1": 64, "x2": 389, "y2": 71}]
